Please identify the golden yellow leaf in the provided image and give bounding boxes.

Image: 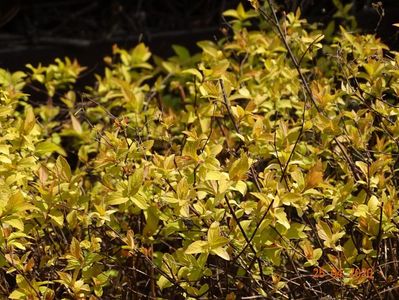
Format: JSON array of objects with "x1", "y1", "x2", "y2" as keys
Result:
[{"x1": 305, "y1": 160, "x2": 323, "y2": 189}]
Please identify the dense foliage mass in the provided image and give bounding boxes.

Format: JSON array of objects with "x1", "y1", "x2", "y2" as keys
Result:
[{"x1": 1, "y1": 2, "x2": 399, "y2": 299}]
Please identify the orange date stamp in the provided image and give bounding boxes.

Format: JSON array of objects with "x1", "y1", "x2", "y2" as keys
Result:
[{"x1": 312, "y1": 267, "x2": 374, "y2": 279}]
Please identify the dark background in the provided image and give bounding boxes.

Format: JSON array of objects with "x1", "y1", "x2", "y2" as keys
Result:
[{"x1": 0, "y1": 0, "x2": 398, "y2": 73}]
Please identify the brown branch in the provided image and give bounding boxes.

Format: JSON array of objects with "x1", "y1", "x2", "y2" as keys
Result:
[{"x1": 224, "y1": 196, "x2": 270, "y2": 295}]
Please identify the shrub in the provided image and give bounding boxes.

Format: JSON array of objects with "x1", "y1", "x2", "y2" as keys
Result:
[{"x1": 1, "y1": 1, "x2": 399, "y2": 299}]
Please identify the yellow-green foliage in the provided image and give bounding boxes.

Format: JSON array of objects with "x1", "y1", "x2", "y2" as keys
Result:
[{"x1": 1, "y1": 2, "x2": 399, "y2": 299}]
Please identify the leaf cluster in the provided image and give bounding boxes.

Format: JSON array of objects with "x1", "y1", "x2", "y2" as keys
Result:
[{"x1": 1, "y1": 2, "x2": 399, "y2": 299}]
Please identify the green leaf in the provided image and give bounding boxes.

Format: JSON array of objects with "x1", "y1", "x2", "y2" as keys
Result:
[
  {"x1": 205, "y1": 170, "x2": 228, "y2": 181},
  {"x1": 207, "y1": 222, "x2": 229, "y2": 251},
  {"x1": 157, "y1": 275, "x2": 173, "y2": 290},
  {"x1": 70, "y1": 237, "x2": 83, "y2": 262},
  {"x1": 176, "y1": 177, "x2": 189, "y2": 200},
  {"x1": 55, "y1": 156, "x2": 72, "y2": 182},
  {"x1": 317, "y1": 220, "x2": 332, "y2": 242},
  {"x1": 182, "y1": 140, "x2": 198, "y2": 161},
  {"x1": 131, "y1": 192, "x2": 149, "y2": 210},
  {"x1": 128, "y1": 168, "x2": 144, "y2": 196},
  {"x1": 9, "y1": 290, "x2": 26, "y2": 299},
  {"x1": 70, "y1": 114, "x2": 83, "y2": 134},
  {"x1": 130, "y1": 43, "x2": 152, "y2": 68},
  {"x1": 172, "y1": 44, "x2": 190, "y2": 60},
  {"x1": 22, "y1": 106, "x2": 36, "y2": 134},
  {"x1": 197, "y1": 41, "x2": 220, "y2": 58},
  {"x1": 4, "y1": 191, "x2": 35, "y2": 216},
  {"x1": 0, "y1": 155, "x2": 11, "y2": 164},
  {"x1": 35, "y1": 140, "x2": 66, "y2": 156},
  {"x1": 4, "y1": 218, "x2": 24, "y2": 231},
  {"x1": 229, "y1": 153, "x2": 250, "y2": 181},
  {"x1": 211, "y1": 247, "x2": 230, "y2": 261},
  {"x1": 313, "y1": 248, "x2": 323, "y2": 260},
  {"x1": 162, "y1": 61, "x2": 179, "y2": 74},
  {"x1": 49, "y1": 210, "x2": 64, "y2": 227},
  {"x1": 237, "y1": 3, "x2": 247, "y2": 20},
  {"x1": 274, "y1": 208, "x2": 290, "y2": 230},
  {"x1": 56, "y1": 271, "x2": 73, "y2": 285},
  {"x1": 182, "y1": 68, "x2": 203, "y2": 81},
  {"x1": 231, "y1": 181, "x2": 247, "y2": 196},
  {"x1": 66, "y1": 210, "x2": 78, "y2": 229},
  {"x1": 143, "y1": 206, "x2": 159, "y2": 237},
  {"x1": 108, "y1": 195, "x2": 129, "y2": 206},
  {"x1": 185, "y1": 241, "x2": 208, "y2": 255},
  {"x1": 285, "y1": 223, "x2": 307, "y2": 239}
]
